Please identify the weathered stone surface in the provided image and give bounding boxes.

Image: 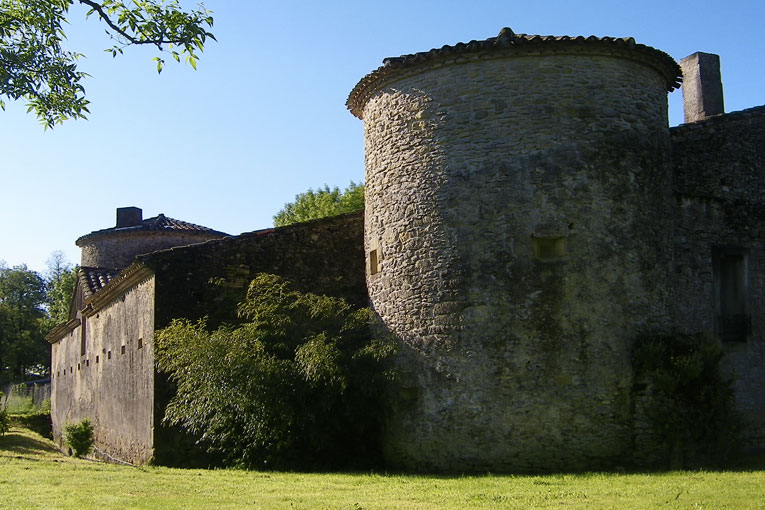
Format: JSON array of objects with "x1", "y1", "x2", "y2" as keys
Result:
[
  {"x1": 670, "y1": 106, "x2": 765, "y2": 448},
  {"x1": 51, "y1": 274, "x2": 155, "y2": 464},
  {"x1": 359, "y1": 53, "x2": 675, "y2": 471}
]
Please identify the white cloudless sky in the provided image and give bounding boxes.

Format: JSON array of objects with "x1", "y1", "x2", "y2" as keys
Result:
[{"x1": 1, "y1": 0, "x2": 763, "y2": 274}]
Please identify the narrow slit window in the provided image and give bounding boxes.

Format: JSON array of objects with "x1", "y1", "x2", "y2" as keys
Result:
[
  {"x1": 121, "y1": 345, "x2": 126, "y2": 355},
  {"x1": 138, "y1": 338, "x2": 143, "y2": 349}
]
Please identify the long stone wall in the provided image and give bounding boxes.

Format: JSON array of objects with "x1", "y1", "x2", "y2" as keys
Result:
[
  {"x1": 670, "y1": 106, "x2": 765, "y2": 448},
  {"x1": 145, "y1": 211, "x2": 366, "y2": 329},
  {"x1": 361, "y1": 54, "x2": 675, "y2": 471},
  {"x1": 51, "y1": 274, "x2": 155, "y2": 464}
]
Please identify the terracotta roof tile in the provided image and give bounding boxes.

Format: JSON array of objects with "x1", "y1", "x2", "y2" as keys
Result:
[
  {"x1": 348, "y1": 27, "x2": 682, "y2": 118},
  {"x1": 77, "y1": 214, "x2": 228, "y2": 244},
  {"x1": 79, "y1": 267, "x2": 121, "y2": 299}
]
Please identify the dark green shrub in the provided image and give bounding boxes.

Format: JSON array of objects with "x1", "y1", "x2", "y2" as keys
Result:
[
  {"x1": 155, "y1": 273, "x2": 397, "y2": 469},
  {"x1": 0, "y1": 392, "x2": 9, "y2": 437},
  {"x1": 633, "y1": 332, "x2": 738, "y2": 468},
  {"x1": 64, "y1": 418, "x2": 94, "y2": 457}
]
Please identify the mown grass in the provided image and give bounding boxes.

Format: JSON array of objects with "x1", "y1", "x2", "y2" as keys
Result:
[{"x1": 2, "y1": 425, "x2": 765, "y2": 509}]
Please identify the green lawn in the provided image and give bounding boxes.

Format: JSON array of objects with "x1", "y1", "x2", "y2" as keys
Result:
[{"x1": 1, "y1": 425, "x2": 764, "y2": 509}]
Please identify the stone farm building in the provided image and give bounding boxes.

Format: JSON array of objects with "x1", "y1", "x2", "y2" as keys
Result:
[{"x1": 49, "y1": 28, "x2": 765, "y2": 471}]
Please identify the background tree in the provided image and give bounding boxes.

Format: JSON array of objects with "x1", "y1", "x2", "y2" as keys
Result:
[
  {"x1": 273, "y1": 181, "x2": 364, "y2": 227},
  {"x1": 0, "y1": 0, "x2": 215, "y2": 127},
  {"x1": 155, "y1": 273, "x2": 396, "y2": 469},
  {"x1": 45, "y1": 251, "x2": 77, "y2": 326},
  {"x1": 0, "y1": 262, "x2": 48, "y2": 384}
]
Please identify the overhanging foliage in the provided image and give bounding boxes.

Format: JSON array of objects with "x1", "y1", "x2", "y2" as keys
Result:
[{"x1": 155, "y1": 273, "x2": 396, "y2": 469}]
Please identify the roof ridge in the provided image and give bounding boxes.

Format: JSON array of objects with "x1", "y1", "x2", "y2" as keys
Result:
[{"x1": 348, "y1": 27, "x2": 682, "y2": 118}]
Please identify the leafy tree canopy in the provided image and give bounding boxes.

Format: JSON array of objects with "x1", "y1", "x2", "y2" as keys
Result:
[
  {"x1": 0, "y1": 0, "x2": 215, "y2": 127},
  {"x1": 0, "y1": 262, "x2": 48, "y2": 384},
  {"x1": 155, "y1": 273, "x2": 396, "y2": 469},
  {"x1": 273, "y1": 181, "x2": 364, "y2": 227}
]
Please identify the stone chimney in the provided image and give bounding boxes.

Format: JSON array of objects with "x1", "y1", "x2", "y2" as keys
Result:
[
  {"x1": 680, "y1": 52, "x2": 724, "y2": 123},
  {"x1": 116, "y1": 207, "x2": 142, "y2": 228}
]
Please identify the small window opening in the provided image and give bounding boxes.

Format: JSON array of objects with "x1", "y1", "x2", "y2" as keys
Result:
[
  {"x1": 86, "y1": 359, "x2": 90, "y2": 367},
  {"x1": 369, "y1": 249, "x2": 380, "y2": 275},
  {"x1": 121, "y1": 345, "x2": 126, "y2": 355},
  {"x1": 63, "y1": 369, "x2": 66, "y2": 375},
  {"x1": 107, "y1": 351, "x2": 112, "y2": 360},
  {"x1": 96, "y1": 356, "x2": 99, "y2": 364},
  {"x1": 533, "y1": 237, "x2": 566, "y2": 261},
  {"x1": 138, "y1": 338, "x2": 143, "y2": 349},
  {"x1": 713, "y1": 247, "x2": 750, "y2": 342},
  {"x1": 77, "y1": 363, "x2": 80, "y2": 371}
]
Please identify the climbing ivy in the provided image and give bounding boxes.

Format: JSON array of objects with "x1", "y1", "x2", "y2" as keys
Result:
[{"x1": 632, "y1": 332, "x2": 739, "y2": 468}]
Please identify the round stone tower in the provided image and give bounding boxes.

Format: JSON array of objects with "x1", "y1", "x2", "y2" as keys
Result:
[
  {"x1": 348, "y1": 28, "x2": 681, "y2": 471},
  {"x1": 76, "y1": 207, "x2": 228, "y2": 269}
]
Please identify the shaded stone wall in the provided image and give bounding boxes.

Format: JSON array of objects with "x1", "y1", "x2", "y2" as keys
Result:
[
  {"x1": 79, "y1": 232, "x2": 226, "y2": 269},
  {"x1": 145, "y1": 212, "x2": 366, "y2": 330},
  {"x1": 51, "y1": 275, "x2": 155, "y2": 464},
  {"x1": 362, "y1": 55, "x2": 674, "y2": 471},
  {"x1": 670, "y1": 106, "x2": 765, "y2": 448}
]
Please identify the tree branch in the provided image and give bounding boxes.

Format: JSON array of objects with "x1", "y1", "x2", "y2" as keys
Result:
[
  {"x1": 76, "y1": 0, "x2": 204, "y2": 49},
  {"x1": 77, "y1": 0, "x2": 146, "y2": 45}
]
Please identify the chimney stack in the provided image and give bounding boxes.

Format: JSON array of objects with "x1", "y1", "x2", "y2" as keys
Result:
[
  {"x1": 680, "y1": 52, "x2": 724, "y2": 123},
  {"x1": 116, "y1": 207, "x2": 142, "y2": 228}
]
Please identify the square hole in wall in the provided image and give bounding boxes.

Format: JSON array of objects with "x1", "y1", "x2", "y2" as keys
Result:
[
  {"x1": 369, "y1": 249, "x2": 380, "y2": 275},
  {"x1": 533, "y1": 237, "x2": 566, "y2": 261}
]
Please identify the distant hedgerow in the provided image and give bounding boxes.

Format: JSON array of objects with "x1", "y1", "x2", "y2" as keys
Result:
[{"x1": 0, "y1": 392, "x2": 9, "y2": 437}]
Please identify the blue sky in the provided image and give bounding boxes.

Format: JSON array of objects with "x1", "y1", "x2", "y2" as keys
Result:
[{"x1": 1, "y1": 0, "x2": 763, "y2": 274}]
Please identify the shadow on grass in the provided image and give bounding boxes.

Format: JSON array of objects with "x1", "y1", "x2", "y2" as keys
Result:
[{"x1": 0, "y1": 428, "x2": 61, "y2": 459}]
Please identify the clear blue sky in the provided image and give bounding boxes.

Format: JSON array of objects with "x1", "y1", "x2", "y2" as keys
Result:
[{"x1": 1, "y1": 0, "x2": 763, "y2": 274}]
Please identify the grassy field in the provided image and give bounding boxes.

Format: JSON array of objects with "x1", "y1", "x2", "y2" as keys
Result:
[{"x1": 1, "y1": 425, "x2": 765, "y2": 509}]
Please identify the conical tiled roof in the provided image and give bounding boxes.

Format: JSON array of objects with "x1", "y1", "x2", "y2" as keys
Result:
[
  {"x1": 76, "y1": 213, "x2": 228, "y2": 245},
  {"x1": 348, "y1": 27, "x2": 682, "y2": 118}
]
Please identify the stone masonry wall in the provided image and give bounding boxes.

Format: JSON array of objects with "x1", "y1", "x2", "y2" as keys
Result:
[
  {"x1": 146, "y1": 211, "x2": 366, "y2": 329},
  {"x1": 671, "y1": 106, "x2": 765, "y2": 448},
  {"x1": 51, "y1": 275, "x2": 155, "y2": 464},
  {"x1": 362, "y1": 54, "x2": 675, "y2": 471}
]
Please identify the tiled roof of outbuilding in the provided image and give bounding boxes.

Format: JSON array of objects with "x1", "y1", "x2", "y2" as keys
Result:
[
  {"x1": 347, "y1": 27, "x2": 682, "y2": 118},
  {"x1": 76, "y1": 214, "x2": 228, "y2": 245},
  {"x1": 78, "y1": 267, "x2": 121, "y2": 299}
]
